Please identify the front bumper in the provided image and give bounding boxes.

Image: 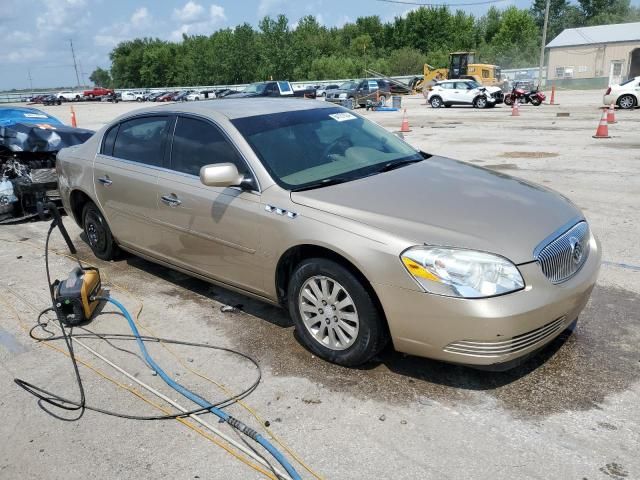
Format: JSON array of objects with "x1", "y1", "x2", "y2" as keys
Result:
[{"x1": 372, "y1": 236, "x2": 601, "y2": 366}]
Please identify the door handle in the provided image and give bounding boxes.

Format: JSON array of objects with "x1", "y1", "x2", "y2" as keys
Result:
[
  {"x1": 98, "y1": 176, "x2": 112, "y2": 186},
  {"x1": 161, "y1": 194, "x2": 182, "y2": 207}
]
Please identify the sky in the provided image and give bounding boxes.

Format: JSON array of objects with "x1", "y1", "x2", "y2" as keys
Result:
[{"x1": 0, "y1": 0, "x2": 633, "y2": 90}]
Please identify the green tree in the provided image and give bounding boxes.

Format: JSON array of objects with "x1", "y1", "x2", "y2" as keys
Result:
[{"x1": 89, "y1": 67, "x2": 111, "y2": 87}]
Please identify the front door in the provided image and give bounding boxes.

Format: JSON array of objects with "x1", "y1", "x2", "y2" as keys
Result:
[
  {"x1": 93, "y1": 115, "x2": 171, "y2": 255},
  {"x1": 153, "y1": 115, "x2": 266, "y2": 295},
  {"x1": 609, "y1": 61, "x2": 624, "y2": 86}
]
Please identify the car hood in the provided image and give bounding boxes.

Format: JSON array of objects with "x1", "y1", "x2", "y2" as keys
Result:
[{"x1": 290, "y1": 156, "x2": 583, "y2": 264}]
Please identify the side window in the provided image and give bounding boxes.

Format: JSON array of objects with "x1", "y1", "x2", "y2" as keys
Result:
[
  {"x1": 456, "y1": 82, "x2": 472, "y2": 90},
  {"x1": 112, "y1": 116, "x2": 169, "y2": 166},
  {"x1": 440, "y1": 83, "x2": 454, "y2": 90},
  {"x1": 101, "y1": 124, "x2": 119, "y2": 156},
  {"x1": 170, "y1": 117, "x2": 248, "y2": 178}
]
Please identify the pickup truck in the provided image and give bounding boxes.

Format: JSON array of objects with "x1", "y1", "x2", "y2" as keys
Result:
[
  {"x1": 83, "y1": 87, "x2": 114, "y2": 99},
  {"x1": 224, "y1": 81, "x2": 316, "y2": 99},
  {"x1": 324, "y1": 79, "x2": 392, "y2": 109}
]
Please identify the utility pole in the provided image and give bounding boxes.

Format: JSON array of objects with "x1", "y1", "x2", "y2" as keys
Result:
[
  {"x1": 69, "y1": 39, "x2": 81, "y2": 88},
  {"x1": 538, "y1": 0, "x2": 551, "y2": 88},
  {"x1": 28, "y1": 68, "x2": 34, "y2": 96}
]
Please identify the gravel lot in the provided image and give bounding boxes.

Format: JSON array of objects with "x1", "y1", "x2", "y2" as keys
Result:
[{"x1": 1, "y1": 91, "x2": 639, "y2": 480}]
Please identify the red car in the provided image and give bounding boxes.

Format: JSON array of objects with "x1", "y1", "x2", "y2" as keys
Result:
[
  {"x1": 157, "y1": 91, "x2": 179, "y2": 102},
  {"x1": 83, "y1": 87, "x2": 114, "y2": 99}
]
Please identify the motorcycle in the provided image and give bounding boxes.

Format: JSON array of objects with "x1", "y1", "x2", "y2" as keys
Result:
[{"x1": 504, "y1": 86, "x2": 546, "y2": 106}]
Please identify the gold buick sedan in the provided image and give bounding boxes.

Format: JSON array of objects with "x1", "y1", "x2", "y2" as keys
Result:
[{"x1": 57, "y1": 99, "x2": 601, "y2": 367}]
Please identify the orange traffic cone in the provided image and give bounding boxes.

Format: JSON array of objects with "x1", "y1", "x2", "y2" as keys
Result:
[
  {"x1": 400, "y1": 108, "x2": 411, "y2": 132},
  {"x1": 607, "y1": 103, "x2": 617, "y2": 124},
  {"x1": 511, "y1": 99, "x2": 520, "y2": 116},
  {"x1": 549, "y1": 83, "x2": 557, "y2": 105},
  {"x1": 592, "y1": 110, "x2": 610, "y2": 139},
  {"x1": 70, "y1": 106, "x2": 77, "y2": 127}
]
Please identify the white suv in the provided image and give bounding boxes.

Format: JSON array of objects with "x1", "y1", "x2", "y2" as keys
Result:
[
  {"x1": 603, "y1": 76, "x2": 639, "y2": 109},
  {"x1": 427, "y1": 80, "x2": 503, "y2": 109}
]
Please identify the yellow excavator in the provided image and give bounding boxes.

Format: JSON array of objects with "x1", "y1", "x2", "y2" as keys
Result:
[{"x1": 412, "y1": 52, "x2": 504, "y2": 92}]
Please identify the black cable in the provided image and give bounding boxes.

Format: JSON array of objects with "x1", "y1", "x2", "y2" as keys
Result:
[
  {"x1": 14, "y1": 214, "x2": 262, "y2": 422},
  {"x1": 18, "y1": 310, "x2": 262, "y2": 420}
]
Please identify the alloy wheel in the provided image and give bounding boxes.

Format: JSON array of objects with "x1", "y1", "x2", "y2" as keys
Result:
[
  {"x1": 619, "y1": 95, "x2": 635, "y2": 109},
  {"x1": 298, "y1": 275, "x2": 360, "y2": 351}
]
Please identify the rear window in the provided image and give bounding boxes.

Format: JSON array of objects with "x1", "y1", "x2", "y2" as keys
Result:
[
  {"x1": 102, "y1": 125, "x2": 119, "y2": 156},
  {"x1": 112, "y1": 116, "x2": 170, "y2": 166}
]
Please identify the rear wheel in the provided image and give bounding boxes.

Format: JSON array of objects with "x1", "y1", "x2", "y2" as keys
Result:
[
  {"x1": 430, "y1": 96, "x2": 443, "y2": 108},
  {"x1": 82, "y1": 202, "x2": 118, "y2": 261},
  {"x1": 288, "y1": 258, "x2": 386, "y2": 366},
  {"x1": 531, "y1": 97, "x2": 542, "y2": 106},
  {"x1": 618, "y1": 94, "x2": 636, "y2": 109}
]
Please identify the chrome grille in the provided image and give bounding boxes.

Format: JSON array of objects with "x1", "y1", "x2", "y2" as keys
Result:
[
  {"x1": 444, "y1": 316, "x2": 566, "y2": 357},
  {"x1": 535, "y1": 221, "x2": 590, "y2": 284}
]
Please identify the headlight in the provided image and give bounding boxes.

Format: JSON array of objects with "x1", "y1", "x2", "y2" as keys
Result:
[
  {"x1": 338, "y1": 93, "x2": 347, "y2": 99},
  {"x1": 401, "y1": 247, "x2": 524, "y2": 298}
]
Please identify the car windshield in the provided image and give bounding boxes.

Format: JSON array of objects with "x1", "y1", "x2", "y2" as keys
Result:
[
  {"x1": 339, "y1": 82, "x2": 357, "y2": 90},
  {"x1": 244, "y1": 83, "x2": 267, "y2": 94},
  {"x1": 466, "y1": 80, "x2": 481, "y2": 89},
  {"x1": 232, "y1": 107, "x2": 423, "y2": 190}
]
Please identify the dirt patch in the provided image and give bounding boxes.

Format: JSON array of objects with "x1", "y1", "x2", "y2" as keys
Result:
[{"x1": 500, "y1": 151, "x2": 559, "y2": 159}]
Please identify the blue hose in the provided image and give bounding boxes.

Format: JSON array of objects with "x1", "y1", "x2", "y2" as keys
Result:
[{"x1": 104, "y1": 297, "x2": 301, "y2": 480}]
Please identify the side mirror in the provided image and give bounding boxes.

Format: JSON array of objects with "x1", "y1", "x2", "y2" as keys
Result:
[{"x1": 200, "y1": 163, "x2": 244, "y2": 188}]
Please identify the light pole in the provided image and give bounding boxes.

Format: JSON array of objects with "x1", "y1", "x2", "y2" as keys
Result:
[{"x1": 538, "y1": 0, "x2": 551, "y2": 88}]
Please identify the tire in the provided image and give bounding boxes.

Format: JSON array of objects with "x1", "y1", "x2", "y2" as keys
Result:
[
  {"x1": 531, "y1": 97, "x2": 542, "y2": 106},
  {"x1": 75, "y1": 95, "x2": 81, "y2": 101},
  {"x1": 136, "y1": 97, "x2": 142, "y2": 102},
  {"x1": 473, "y1": 96, "x2": 488, "y2": 109},
  {"x1": 322, "y1": 92, "x2": 327, "y2": 97},
  {"x1": 504, "y1": 94, "x2": 513, "y2": 106},
  {"x1": 618, "y1": 94, "x2": 636, "y2": 109},
  {"x1": 287, "y1": 258, "x2": 387, "y2": 366},
  {"x1": 348, "y1": 97, "x2": 356, "y2": 109},
  {"x1": 430, "y1": 96, "x2": 443, "y2": 108},
  {"x1": 82, "y1": 202, "x2": 118, "y2": 261}
]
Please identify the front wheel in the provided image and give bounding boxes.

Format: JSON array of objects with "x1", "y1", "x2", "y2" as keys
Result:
[
  {"x1": 504, "y1": 94, "x2": 513, "y2": 106},
  {"x1": 430, "y1": 96, "x2": 443, "y2": 108},
  {"x1": 288, "y1": 258, "x2": 387, "y2": 366},
  {"x1": 83, "y1": 202, "x2": 119, "y2": 261},
  {"x1": 618, "y1": 94, "x2": 636, "y2": 109},
  {"x1": 473, "y1": 96, "x2": 488, "y2": 109}
]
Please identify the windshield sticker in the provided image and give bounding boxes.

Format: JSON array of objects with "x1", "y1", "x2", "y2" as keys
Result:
[
  {"x1": 329, "y1": 112, "x2": 356, "y2": 122},
  {"x1": 24, "y1": 113, "x2": 49, "y2": 119}
]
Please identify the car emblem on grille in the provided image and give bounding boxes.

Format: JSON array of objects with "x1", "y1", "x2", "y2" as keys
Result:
[{"x1": 569, "y1": 236, "x2": 583, "y2": 265}]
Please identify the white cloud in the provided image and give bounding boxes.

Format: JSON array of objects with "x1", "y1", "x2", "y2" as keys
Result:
[
  {"x1": 258, "y1": 0, "x2": 285, "y2": 17},
  {"x1": 94, "y1": 7, "x2": 157, "y2": 48},
  {"x1": 36, "y1": 0, "x2": 88, "y2": 33},
  {"x1": 170, "y1": 3, "x2": 227, "y2": 41},
  {"x1": 173, "y1": 1, "x2": 205, "y2": 24},
  {"x1": 131, "y1": 7, "x2": 150, "y2": 27}
]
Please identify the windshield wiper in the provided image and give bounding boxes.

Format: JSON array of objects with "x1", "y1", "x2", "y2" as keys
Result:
[
  {"x1": 373, "y1": 158, "x2": 424, "y2": 174},
  {"x1": 291, "y1": 177, "x2": 353, "y2": 192}
]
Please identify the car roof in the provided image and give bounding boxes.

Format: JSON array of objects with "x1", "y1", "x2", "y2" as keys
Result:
[{"x1": 122, "y1": 98, "x2": 338, "y2": 121}]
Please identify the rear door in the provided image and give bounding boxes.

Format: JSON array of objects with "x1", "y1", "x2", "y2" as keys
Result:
[
  {"x1": 153, "y1": 115, "x2": 266, "y2": 294},
  {"x1": 94, "y1": 115, "x2": 171, "y2": 255}
]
